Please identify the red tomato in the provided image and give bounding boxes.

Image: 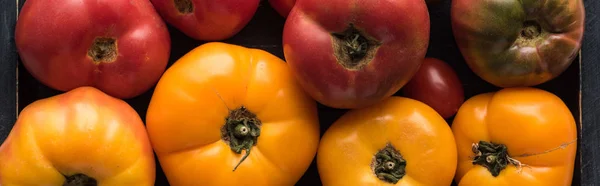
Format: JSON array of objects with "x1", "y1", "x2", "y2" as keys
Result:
[
  {"x1": 283, "y1": 0, "x2": 430, "y2": 109},
  {"x1": 150, "y1": 0, "x2": 260, "y2": 41},
  {"x1": 15, "y1": 0, "x2": 171, "y2": 99},
  {"x1": 402, "y1": 58, "x2": 464, "y2": 119}
]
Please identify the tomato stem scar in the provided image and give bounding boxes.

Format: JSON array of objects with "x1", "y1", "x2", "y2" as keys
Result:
[
  {"x1": 371, "y1": 143, "x2": 406, "y2": 184},
  {"x1": 331, "y1": 24, "x2": 381, "y2": 70},
  {"x1": 87, "y1": 37, "x2": 117, "y2": 64},
  {"x1": 472, "y1": 141, "x2": 523, "y2": 177},
  {"x1": 521, "y1": 21, "x2": 542, "y2": 39},
  {"x1": 63, "y1": 173, "x2": 97, "y2": 186},
  {"x1": 174, "y1": 0, "x2": 193, "y2": 14},
  {"x1": 221, "y1": 106, "x2": 261, "y2": 171}
]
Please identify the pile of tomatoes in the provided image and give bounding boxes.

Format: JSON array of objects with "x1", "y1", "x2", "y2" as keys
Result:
[{"x1": 0, "y1": 0, "x2": 585, "y2": 185}]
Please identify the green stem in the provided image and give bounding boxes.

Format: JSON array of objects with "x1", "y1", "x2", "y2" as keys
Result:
[
  {"x1": 221, "y1": 107, "x2": 261, "y2": 172},
  {"x1": 372, "y1": 143, "x2": 406, "y2": 184},
  {"x1": 472, "y1": 141, "x2": 518, "y2": 177},
  {"x1": 63, "y1": 173, "x2": 97, "y2": 186},
  {"x1": 332, "y1": 24, "x2": 370, "y2": 63}
]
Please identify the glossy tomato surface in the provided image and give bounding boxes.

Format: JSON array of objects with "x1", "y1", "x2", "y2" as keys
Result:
[
  {"x1": 402, "y1": 58, "x2": 464, "y2": 119},
  {"x1": 15, "y1": 0, "x2": 171, "y2": 99},
  {"x1": 146, "y1": 42, "x2": 320, "y2": 186},
  {"x1": 451, "y1": 0, "x2": 585, "y2": 87},
  {"x1": 452, "y1": 87, "x2": 577, "y2": 185},
  {"x1": 283, "y1": 0, "x2": 430, "y2": 109},
  {"x1": 317, "y1": 96, "x2": 457, "y2": 186},
  {"x1": 0, "y1": 87, "x2": 155, "y2": 185}
]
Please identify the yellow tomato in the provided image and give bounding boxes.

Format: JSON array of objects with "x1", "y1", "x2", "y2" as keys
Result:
[
  {"x1": 452, "y1": 87, "x2": 577, "y2": 185},
  {"x1": 0, "y1": 87, "x2": 155, "y2": 186},
  {"x1": 317, "y1": 96, "x2": 457, "y2": 186},
  {"x1": 145, "y1": 42, "x2": 320, "y2": 185}
]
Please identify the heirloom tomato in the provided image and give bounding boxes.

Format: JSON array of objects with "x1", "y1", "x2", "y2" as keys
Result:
[
  {"x1": 402, "y1": 58, "x2": 464, "y2": 119},
  {"x1": 452, "y1": 87, "x2": 577, "y2": 185},
  {"x1": 15, "y1": 0, "x2": 171, "y2": 99},
  {"x1": 283, "y1": 0, "x2": 430, "y2": 109},
  {"x1": 317, "y1": 97, "x2": 457, "y2": 186},
  {"x1": 146, "y1": 42, "x2": 320, "y2": 185},
  {"x1": 0, "y1": 87, "x2": 155, "y2": 186},
  {"x1": 150, "y1": 0, "x2": 260, "y2": 41},
  {"x1": 451, "y1": 0, "x2": 585, "y2": 87}
]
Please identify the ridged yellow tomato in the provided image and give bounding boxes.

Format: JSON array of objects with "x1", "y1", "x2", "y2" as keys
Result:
[
  {"x1": 317, "y1": 97, "x2": 457, "y2": 186},
  {"x1": 146, "y1": 42, "x2": 320, "y2": 186},
  {"x1": 452, "y1": 87, "x2": 577, "y2": 185},
  {"x1": 0, "y1": 87, "x2": 155, "y2": 186}
]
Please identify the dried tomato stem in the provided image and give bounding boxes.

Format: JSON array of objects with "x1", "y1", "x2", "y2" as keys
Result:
[
  {"x1": 521, "y1": 21, "x2": 541, "y2": 39},
  {"x1": 63, "y1": 173, "x2": 97, "y2": 186},
  {"x1": 221, "y1": 107, "x2": 261, "y2": 171},
  {"x1": 472, "y1": 141, "x2": 522, "y2": 177},
  {"x1": 372, "y1": 143, "x2": 406, "y2": 184},
  {"x1": 88, "y1": 37, "x2": 117, "y2": 64},
  {"x1": 332, "y1": 24, "x2": 370, "y2": 63}
]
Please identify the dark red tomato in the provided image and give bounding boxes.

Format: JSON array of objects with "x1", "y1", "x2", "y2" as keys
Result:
[{"x1": 402, "y1": 58, "x2": 464, "y2": 119}]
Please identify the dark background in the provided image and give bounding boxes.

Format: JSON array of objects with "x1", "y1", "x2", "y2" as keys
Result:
[{"x1": 0, "y1": 0, "x2": 598, "y2": 185}]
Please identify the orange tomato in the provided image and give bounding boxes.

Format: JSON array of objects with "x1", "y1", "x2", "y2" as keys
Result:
[
  {"x1": 145, "y1": 42, "x2": 320, "y2": 185},
  {"x1": 317, "y1": 96, "x2": 457, "y2": 186},
  {"x1": 0, "y1": 87, "x2": 155, "y2": 186},
  {"x1": 452, "y1": 87, "x2": 577, "y2": 185}
]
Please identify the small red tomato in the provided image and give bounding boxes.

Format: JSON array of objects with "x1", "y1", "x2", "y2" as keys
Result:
[{"x1": 402, "y1": 58, "x2": 464, "y2": 119}]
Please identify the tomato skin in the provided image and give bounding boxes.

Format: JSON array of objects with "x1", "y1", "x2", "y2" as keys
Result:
[
  {"x1": 402, "y1": 58, "x2": 464, "y2": 119},
  {"x1": 268, "y1": 0, "x2": 296, "y2": 17},
  {"x1": 283, "y1": 0, "x2": 430, "y2": 109},
  {"x1": 150, "y1": 0, "x2": 260, "y2": 41},
  {"x1": 317, "y1": 96, "x2": 457, "y2": 186},
  {"x1": 146, "y1": 42, "x2": 320, "y2": 186},
  {"x1": 15, "y1": 0, "x2": 171, "y2": 99},
  {"x1": 0, "y1": 87, "x2": 155, "y2": 185},
  {"x1": 452, "y1": 87, "x2": 577, "y2": 185},
  {"x1": 451, "y1": 0, "x2": 584, "y2": 87}
]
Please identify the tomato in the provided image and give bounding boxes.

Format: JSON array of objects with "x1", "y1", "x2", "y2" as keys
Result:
[
  {"x1": 402, "y1": 58, "x2": 464, "y2": 119},
  {"x1": 0, "y1": 87, "x2": 155, "y2": 185},
  {"x1": 150, "y1": 0, "x2": 260, "y2": 41},
  {"x1": 317, "y1": 96, "x2": 457, "y2": 186},
  {"x1": 283, "y1": 0, "x2": 430, "y2": 109},
  {"x1": 145, "y1": 42, "x2": 320, "y2": 185},
  {"x1": 268, "y1": 0, "x2": 296, "y2": 17},
  {"x1": 452, "y1": 87, "x2": 577, "y2": 185},
  {"x1": 15, "y1": 0, "x2": 171, "y2": 99},
  {"x1": 451, "y1": 0, "x2": 585, "y2": 87}
]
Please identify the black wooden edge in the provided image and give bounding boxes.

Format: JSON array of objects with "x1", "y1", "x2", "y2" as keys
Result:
[
  {"x1": 581, "y1": 0, "x2": 600, "y2": 185},
  {"x1": 0, "y1": 0, "x2": 18, "y2": 143}
]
